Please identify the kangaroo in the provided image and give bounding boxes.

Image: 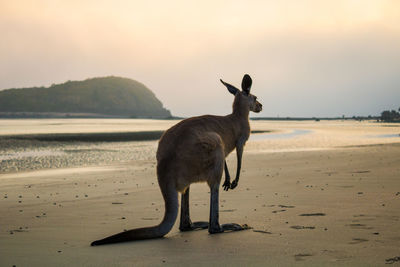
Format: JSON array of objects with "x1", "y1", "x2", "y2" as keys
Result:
[{"x1": 91, "y1": 74, "x2": 262, "y2": 246}]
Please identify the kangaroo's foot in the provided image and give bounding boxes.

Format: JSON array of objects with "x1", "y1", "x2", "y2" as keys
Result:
[
  {"x1": 209, "y1": 223, "x2": 252, "y2": 234},
  {"x1": 179, "y1": 221, "x2": 209, "y2": 232},
  {"x1": 222, "y1": 223, "x2": 251, "y2": 231}
]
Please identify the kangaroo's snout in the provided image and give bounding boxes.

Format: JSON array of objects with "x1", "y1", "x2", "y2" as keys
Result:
[{"x1": 255, "y1": 102, "x2": 262, "y2": 113}]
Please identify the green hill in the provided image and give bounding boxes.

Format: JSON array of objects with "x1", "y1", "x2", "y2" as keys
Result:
[{"x1": 0, "y1": 76, "x2": 171, "y2": 118}]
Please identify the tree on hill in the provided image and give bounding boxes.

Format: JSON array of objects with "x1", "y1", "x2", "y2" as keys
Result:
[
  {"x1": 381, "y1": 108, "x2": 400, "y2": 122},
  {"x1": 0, "y1": 76, "x2": 172, "y2": 118}
]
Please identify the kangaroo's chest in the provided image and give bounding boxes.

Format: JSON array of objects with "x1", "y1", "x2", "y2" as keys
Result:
[{"x1": 223, "y1": 133, "x2": 249, "y2": 157}]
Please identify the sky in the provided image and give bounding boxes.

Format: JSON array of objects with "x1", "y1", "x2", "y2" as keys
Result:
[{"x1": 1, "y1": 0, "x2": 399, "y2": 117}]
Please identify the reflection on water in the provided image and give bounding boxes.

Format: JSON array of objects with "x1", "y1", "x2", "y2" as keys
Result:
[
  {"x1": 1, "y1": 119, "x2": 400, "y2": 174},
  {"x1": 373, "y1": 134, "x2": 400, "y2": 138},
  {"x1": 0, "y1": 118, "x2": 177, "y2": 135},
  {"x1": 0, "y1": 150, "x2": 65, "y2": 161},
  {"x1": 250, "y1": 129, "x2": 312, "y2": 141}
]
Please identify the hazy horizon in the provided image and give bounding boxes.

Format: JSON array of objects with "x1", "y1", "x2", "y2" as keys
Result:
[{"x1": 1, "y1": 0, "x2": 399, "y2": 118}]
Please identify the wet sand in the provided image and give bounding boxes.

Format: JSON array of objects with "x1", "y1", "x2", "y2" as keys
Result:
[
  {"x1": 1, "y1": 120, "x2": 399, "y2": 266},
  {"x1": 1, "y1": 141, "x2": 400, "y2": 266}
]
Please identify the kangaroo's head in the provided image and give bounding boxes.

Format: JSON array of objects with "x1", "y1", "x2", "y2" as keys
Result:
[{"x1": 220, "y1": 74, "x2": 263, "y2": 113}]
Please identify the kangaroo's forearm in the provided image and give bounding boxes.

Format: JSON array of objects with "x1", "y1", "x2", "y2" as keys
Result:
[
  {"x1": 224, "y1": 161, "x2": 230, "y2": 181},
  {"x1": 222, "y1": 161, "x2": 231, "y2": 191},
  {"x1": 235, "y1": 147, "x2": 243, "y2": 180},
  {"x1": 230, "y1": 144, "x2": 243, "y2": 189}
]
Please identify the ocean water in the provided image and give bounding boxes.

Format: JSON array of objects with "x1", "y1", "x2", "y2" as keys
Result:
[
  {"x1": 0, "y1": 119, "x2": 399, "y2": 173},
  {"x1": 250, "y1": 129, "x2": 312, "y2": 141},
  {"x1": 0, "y1": 119, "x2": 172, "y2": 173}
]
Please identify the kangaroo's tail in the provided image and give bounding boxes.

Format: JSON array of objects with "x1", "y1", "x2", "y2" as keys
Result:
[{"x1": 91, "y1": 181, "x2": 178, "y2": 246}]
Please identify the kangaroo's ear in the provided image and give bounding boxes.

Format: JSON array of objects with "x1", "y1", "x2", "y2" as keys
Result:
[
  {"x1": 220, "y1": 79, "x2": 239, "y2": 95},
  {"x1": 241, "y1": 74, "x2": 252, "y2": 95}
]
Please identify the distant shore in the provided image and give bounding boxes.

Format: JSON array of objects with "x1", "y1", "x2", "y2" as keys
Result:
[
  {"x1": 0, "y1": 112, "x2": 182, "y2": 120},
  {"x1": 251, "y1": 116, "x2": 381, "y2": 121},
  {"x1": 0, "y1": 130, "x2": 272, "y2": 143},
  {"x1": 0, "y1": 131, "x2": 165, "y2": 142},
  {"x1": 0, "y1": 112, "x2": 385, "y2": 122}
]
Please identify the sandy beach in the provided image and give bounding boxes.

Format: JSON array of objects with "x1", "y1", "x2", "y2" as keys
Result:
[{"x1": 1, "y1": 120, "x2": 399, "y2": 266}]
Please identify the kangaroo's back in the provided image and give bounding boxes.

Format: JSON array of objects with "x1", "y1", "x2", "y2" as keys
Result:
[{"x1": 157, "y1": 115, "x2": 239, "y2": 163}]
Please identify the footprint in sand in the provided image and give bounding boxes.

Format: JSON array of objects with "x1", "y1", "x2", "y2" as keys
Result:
[
  {"x1": 10, "y1": 227, "x2": 29, "y2": 234},
  {"x1": 299, "y1": 213, "x2": 326, "y2": 216},
  {"x1": 220, "y1": 209, "x2": 236, "y2": 212},
  {"x1": 386, "y1": 256, "x2": 400, "y2": 264},
  {"x1": 352, "y1": 170, "x2": 370, "y2": 174},
  {"x1": 272, "y1": 209, "x2": 286, "y2": 213},
  {"x1": 35, "y1": 212, "x2": 47, "y2": 218},
  {"x1": 349, "y1": 238, "x2": 368, "y2": 244},
  {"x1": 253, "y1": 230, "x2": 272, "y2": 234},
  {"x1": 346, "y1": 223, "x2": 373, "y2": 230},
  {"x1": 278, "y1": 205, "x2": 295, "y2": 208},
  {"x1": 294, "y1": 253, "x2": 313, "y2": 261},
  {"x1": 291, "y1": 225, "x2": 315, "y2": 230}
]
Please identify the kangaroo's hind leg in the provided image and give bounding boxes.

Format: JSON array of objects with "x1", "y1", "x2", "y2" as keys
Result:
[
  {"x1": 179, "y1": 186, "x2": 208, "y2": 231},
  {"x1": 209, "y1": 179, "x2": 251, "y2": 233},
  {"x1": 208, "y1": 140, "x2": 251, "y2": 234}
]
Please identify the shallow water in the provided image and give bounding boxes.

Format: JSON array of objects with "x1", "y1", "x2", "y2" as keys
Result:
[
  {"x1": 373, "y1": 134, "x2": 400, "y2": 138},
  {"x1": 0, "y1": 150, "x2": 65, "y2": 161},
  {"x1": 0, "y1": 140, "x2": 157, "y2": 173},
  {"x1": 250, "y1": 129, "x2": 312, "y2": 141},
  {"x1": 0, "y1": 119, "x2": 399, "y2": 174}
]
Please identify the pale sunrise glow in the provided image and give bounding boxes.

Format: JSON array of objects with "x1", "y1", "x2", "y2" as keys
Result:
[{"x1": 1, "y1": 0, "x2": 399, "y2": 117}]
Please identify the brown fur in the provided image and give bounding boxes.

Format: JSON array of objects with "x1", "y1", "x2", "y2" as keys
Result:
[{"x1": 91, "y1": 74, "x2": 262, "y2": 246}]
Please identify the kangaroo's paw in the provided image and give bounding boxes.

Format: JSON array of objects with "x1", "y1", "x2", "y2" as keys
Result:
[
  {"x1": 180, "y1": 221, "x2": 209, "y2": 232},
  {"x1": 222, "y1": 179, "x2": 231, "y2": 191},
  {"x1": 230, "y1": 179, "x2": 238, "y2": 189}
]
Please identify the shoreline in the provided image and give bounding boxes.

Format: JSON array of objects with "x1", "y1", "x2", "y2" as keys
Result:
[
  {"x1": 0, "y1": 131, "x2": 165, "y2": 142},
  {"x1": 0, "y1": 130, "x2": 273, "y2": 142},
  {"x1": 1, "y1": 141, "x2": 398, "y2": 178},
  {"x1": 2, "y1": 141, "x2": 399, "y2": 177}
]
